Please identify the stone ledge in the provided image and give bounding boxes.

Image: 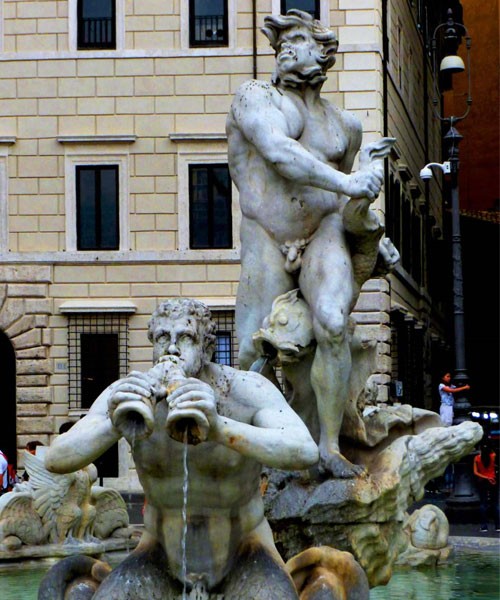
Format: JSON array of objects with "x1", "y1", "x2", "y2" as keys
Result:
[{"x1": 0, "y1": 536, "x2": 139, "y2": 562}]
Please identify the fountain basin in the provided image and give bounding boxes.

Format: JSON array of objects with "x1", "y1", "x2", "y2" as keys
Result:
[{"x1": 0, "y1": 539, "x2": 498, "y2": 600}]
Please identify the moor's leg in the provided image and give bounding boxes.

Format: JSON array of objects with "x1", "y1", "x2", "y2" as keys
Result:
[
  {"x1": 299, "y1": 222, "x2": 363, "y2": 478},
  {"x1": 236, "y1": 218, "x2": 294, "y2": 370}
]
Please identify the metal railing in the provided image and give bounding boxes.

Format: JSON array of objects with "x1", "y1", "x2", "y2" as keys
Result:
[
  {"x1": 191, "y1": 14, "x2": 227, "y2": 45},
  {"x1": 78, "y1": 17, "x2": 115, "y2": 49}
]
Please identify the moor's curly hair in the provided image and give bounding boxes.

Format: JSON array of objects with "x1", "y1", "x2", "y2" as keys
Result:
[{"x1": 262, "y1": 9, "x2": 338, "y2": 71}]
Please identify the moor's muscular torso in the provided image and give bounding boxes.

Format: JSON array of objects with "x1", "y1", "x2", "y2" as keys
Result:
[{"x1": 227, "y1": 81, "x2": 355, "y2": 244}]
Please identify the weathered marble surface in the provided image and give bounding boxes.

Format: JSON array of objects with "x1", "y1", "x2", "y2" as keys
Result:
[
  {"x1": 263, "y1": 420, "x2": 482, "y2": 587},
  {"x1": 227, "y1": 8, "x2": 400, "y2": 479},
  {"x1": 39, "y1": 299, "x2": 319, "y2": 599},
  {"x1": 287, "y1": 546, "x2": 370, "y2": 600},
  {"x1": 396, "y1": 504, "x2": 452, "y2": 567},
  {"x1": 0, "y1": 448, "x2": 133, "y2": 555}
]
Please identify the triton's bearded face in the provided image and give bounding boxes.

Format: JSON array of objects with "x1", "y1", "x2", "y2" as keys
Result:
[{"x1": 275, "y1": 25, "x2": 328, "y2": 87}]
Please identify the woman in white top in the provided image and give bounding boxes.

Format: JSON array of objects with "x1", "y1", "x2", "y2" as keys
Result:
[{"x1": 438, "y1": 372, "x2": 470, "y2": 426}]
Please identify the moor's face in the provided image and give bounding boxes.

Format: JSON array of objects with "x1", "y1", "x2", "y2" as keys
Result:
[
  {"x1": 275, "y1": 25, "x2": 325, "y2": 84},
  {"x1": 151, "y1": 316, "x2": 205, "y2": 377}
]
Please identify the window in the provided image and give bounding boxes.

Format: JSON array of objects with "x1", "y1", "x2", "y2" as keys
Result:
[
  {"x1": 189, "y1": 164, "x2": 232, "y2": 249},
  {"x1": 67, "y1": 313, "x2": 129, "y2": 410},
  {"x1": 189, "y1": 0, "x2": 228, "y2": 47},
  {"x1": 76, "y1": 165, "x2": 119, "y2": 250},
  {"x1": 280, "y1": 0, "x2": 320, "y2": 19},
  {"x1": 77, "y1": 0, "x2": 116, "y2": 50},
  {"x1": 210, "y1": 309, "x2": 283, "y2": 387},
  {"x1": 212, "y1": 310, "x2": 238, "y2": 367}
]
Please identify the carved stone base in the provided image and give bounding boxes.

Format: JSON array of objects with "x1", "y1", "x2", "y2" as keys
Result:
[{"x1": 263, "y1": 421, "x2": 483, "y2": 587}]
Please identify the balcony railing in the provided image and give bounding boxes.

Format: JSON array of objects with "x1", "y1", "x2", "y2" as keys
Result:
[
  {"x1": 191, "y1": 14, "x2": 227, "y2": 46},
  {"x1": 78, "y1": 16, "x2": 115, "y2": 49}
]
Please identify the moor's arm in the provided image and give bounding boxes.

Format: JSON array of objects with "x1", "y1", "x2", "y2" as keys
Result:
[
  {"x1": 45, "y1": 383, "x2": 121, "y2": 474},
  {"x1": 230, "y1": 81, "x2": 364, "y2": 198}
]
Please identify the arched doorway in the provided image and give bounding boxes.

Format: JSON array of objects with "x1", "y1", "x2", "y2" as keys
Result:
[{"x1": 0, "y1": 331, "x2": 17, "y2": 467}]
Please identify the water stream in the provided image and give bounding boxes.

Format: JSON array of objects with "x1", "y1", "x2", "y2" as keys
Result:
[{"x1": 181, "y1": 428, "x2": 189, "y2": 600}]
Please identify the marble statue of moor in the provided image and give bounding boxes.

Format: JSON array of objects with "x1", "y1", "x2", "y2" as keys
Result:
[
  {"x1": 227, "y1": 10, "x2": 398, "y2": 478},
  {"x1": 43, "y1": 299, "x2": 318, "y2": 599}
]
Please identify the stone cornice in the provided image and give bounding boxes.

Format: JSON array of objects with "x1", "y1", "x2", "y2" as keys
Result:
[
  {"x1": 57, "y1": 135, "x2": 137, "y2": 144},
  {"x1": 169, "y1": 133, "x2": 227, "y2": 142},
  {"x1": 59, "y1": 300, "x2": 137, "y2": 314}
]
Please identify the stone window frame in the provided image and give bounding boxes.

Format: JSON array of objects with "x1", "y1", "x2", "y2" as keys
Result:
[
  {"x1": 68, "y1": 0, "x2": 125, "y2": 52},
  {"x1": 0, "y1": 0, "x2": 4, "y2": 53},
  {"x1": 64, "y1": 152, "x2": 130, "y2": 253},
  {"x1": 180, "y1": 0, "x2": 236, "y2": 52},
  {"x1": 174, "y1": 142, "x2": 240, "y2": 260},
  {"x1": 0, "y1": 140, "x2": 14, "y2": 253}
]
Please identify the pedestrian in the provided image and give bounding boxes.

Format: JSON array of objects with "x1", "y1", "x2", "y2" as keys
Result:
[
  {"x1": 438, "y1": 372, "x2": 470, "y2": 426},
  {"x1": 473, "y1": 443, "x2": 499, "y2": 532},
  {"x1": 0, "y1": 449, "x2": 18, "y2": 493},
  {"x1": 0, "y1": 449, "x2": 8, "y2": 494}
]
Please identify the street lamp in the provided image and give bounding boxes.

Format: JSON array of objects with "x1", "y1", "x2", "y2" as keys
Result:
[
  {"x1": 421, "y1": 8, "x2": 472, "y2": 422},
  {"x1": 421, "y1": 9, "x2": 477, "y2": 510}
]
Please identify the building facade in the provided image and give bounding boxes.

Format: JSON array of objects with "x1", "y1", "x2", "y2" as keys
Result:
[{"x1": 0, "y1": 0, "x2": 455, "y2": 488}]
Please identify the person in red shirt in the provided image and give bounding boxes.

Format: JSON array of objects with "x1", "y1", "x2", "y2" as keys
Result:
[{"x1": 473, "y1": 443, "x2": 499, "y2": 532}]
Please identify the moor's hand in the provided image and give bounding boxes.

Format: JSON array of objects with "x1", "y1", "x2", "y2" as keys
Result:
[{"x1": 345, "y1": 168, "x2": 384, "y2": 200}]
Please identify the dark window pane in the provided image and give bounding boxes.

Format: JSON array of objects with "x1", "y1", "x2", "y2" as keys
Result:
[
  {"x1": 194, "y1": 0, "x2": 225, "y2": 16},
  {"x1": 81, "y1": 333, "x2": 119, "y2": 409},
  {"x1": 189, "y1": 164, "x2": 232, "y2": 249},
  {"x1": 190, "y1": 0, "x2": 228, "y2": 46},
  {"x1": 212, "y1": 167, "x2": 232, "y2": 248},
  {"x1": 93, "y1": 443, "x2": 119, "y2": 479},
  {"x1": 81, "y1": 0, "x2": 113, "y2": 18},
  {"x1": 78, "y1": 0, "x2": 116, "y2": 49},
  {"x1": 190, "y1": 167, "x2": 210, "y2": 248},
  {"x1": 281, "y1": 0, "x2": 320, "y2": 19},
  {"x1": 77, "y1": 169, "x2": 97, "y2": 249},
  {"x1": 76, "y1": 165, "x2": 119, "y2": 250},
  {"x1": 99, "y1": 167, "x2": 119, "y2": 249}
]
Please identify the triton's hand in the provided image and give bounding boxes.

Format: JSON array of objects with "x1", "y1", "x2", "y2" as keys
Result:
[
  {"x1": 108, "y1": 371, "x2": 156, "y2": 441},
  {"x1": 108, "y1": 372, "x2": 154, "y2": 415},
  {"x1": 166, "y1": 378, "x2": 217, "y2": 444}
]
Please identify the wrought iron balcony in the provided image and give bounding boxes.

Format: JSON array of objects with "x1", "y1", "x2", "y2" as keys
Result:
[
  {"x1": 78, "y1": 16, "x2": 115, "y2": 49},
  {"x1": 191, "y1": 14, "x2": 227, "y2": 46}
]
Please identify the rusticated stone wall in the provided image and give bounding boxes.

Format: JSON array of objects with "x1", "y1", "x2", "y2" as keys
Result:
[{"x1": 0, "y1": 266, "x2": 52, "y2": 464}]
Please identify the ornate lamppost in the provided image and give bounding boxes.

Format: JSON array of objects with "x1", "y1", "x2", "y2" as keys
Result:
[
  {"x1": 420, "y1": 9, "x2": 476, "y2": 507},
  {"x1": 420, "y1": 8, "x2": 472, "y2": 415}
]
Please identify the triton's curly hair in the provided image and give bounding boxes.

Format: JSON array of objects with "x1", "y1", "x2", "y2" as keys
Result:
[
  {"x1": 262, "y1": 9, "x2": 338, "y2": 72},
  {"x1": 148, "y1": 298, "x2": 217, "y2": 359}
]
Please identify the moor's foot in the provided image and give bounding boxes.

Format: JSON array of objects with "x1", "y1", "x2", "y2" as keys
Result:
[{"x1": 319, "y1": 449, "x2": 366, "y2": 479}]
